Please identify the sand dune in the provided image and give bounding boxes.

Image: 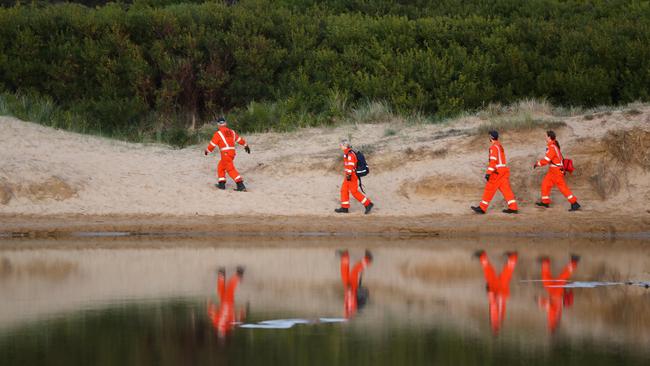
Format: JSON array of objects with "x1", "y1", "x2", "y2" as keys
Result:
[{"x1": 1, "y1": 106, "x2": 649, "y2": 233}]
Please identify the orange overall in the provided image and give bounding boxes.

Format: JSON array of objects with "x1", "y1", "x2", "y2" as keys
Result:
[
  {"x1": 478, "y1": 251, "x2": 518, "y2": 334},
  {"x1": 538, "y1": 258, "x2": 577, "y2": 333},
  {"x1": 340, "y1": 252, "x2": 371, "y2": 319},
  {"x1": 207, "y1": 272, "x2": 245, "y2": 338},
  {"x1": 206, "y1": 126, "x2": 247, "y2": 183},
  {"x1": 340, "y1": 148, "x2": 372, "y2": 209},
  {"x1": 479, "y1": 141, "x2": 518, "y2": 212},
  {"x1": 536, "y1": 142, "x2": 577, "y2": 205}
]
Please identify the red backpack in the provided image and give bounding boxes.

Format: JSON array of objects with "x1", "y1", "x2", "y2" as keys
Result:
[{"x1": 562, "y1": 158, "x2": 574, "y2": 174}]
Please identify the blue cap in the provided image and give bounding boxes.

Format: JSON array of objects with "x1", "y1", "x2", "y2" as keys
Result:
[{"x1": 489, "y1": 130, "x2": 499, "y2": 140}]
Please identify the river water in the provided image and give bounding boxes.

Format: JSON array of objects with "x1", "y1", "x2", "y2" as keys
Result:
[{"x1": 0, "y1": 236, "x2": 649, "y2": 365}]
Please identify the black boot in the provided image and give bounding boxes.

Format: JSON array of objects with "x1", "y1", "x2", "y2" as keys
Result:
[
  {"x1": 336, "y1": 249, "x2": 349, "y2": 257},
  {"x1": 471, "y1": 206, "x2": 485, "y2": 214},
  {"x1": 502, "y1": 208, "x2": 518, "y2": 214},
  {"x1": 235, "y1": 181, "x2": 247, "y2": 192},
  {"x1": 569, "y1": 202, "x2": 581, "y2": 211},
  {"x1": 334, "y1": 207, "x2": 349, "y2": 213},
  {"x1": 236, "y1": 266, "x2": 245, "y2": 278},
  {"x1": 535, "y1": 202, "x2": 549, "y2": 208},
  {"x1": 364, "y1": 202, "x2": 374, "y2": 215},
  {"x1": 364, "y1": 249, "x2": 373, "y2": 262},
  {"x1": 216, "y1": 182, "x2": 226, "y2": 190}
]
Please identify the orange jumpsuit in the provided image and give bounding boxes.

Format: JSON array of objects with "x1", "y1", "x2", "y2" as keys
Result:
[
  {"x1": 340, "y1": 252, "x2": 371, "y2": 319},
  {"x1": 478, "y1": 251, "x2": 518, "y2": 334},
  {"x1": 340, "y1": 148, "x2": 372, "y2": 209},
  {"x1": 206, "y1": 126, "x2": 247, "y2": 183},
  {"x1": 207, "y1": 272, "x2": 245, "y2": 339},
  {"x1": 536, "y1": 142, "x2": 577, "y2": 205},
  {"x1": 479, "y1": 141, "x2": 518, "y2": 212},
  {"x1": 538, "y1": 258, "x2": 577, "y2": 333}
]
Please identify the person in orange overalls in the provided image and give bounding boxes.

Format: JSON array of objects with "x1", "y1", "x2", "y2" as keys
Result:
[
  {"x1": 338, "y1": 249, "x2": 372, "y2": 319},
  {"x1": 207, "y1": 266, "x2": 246, "y2": 339},
  {"x1": 474, "y1": 250, "x2": 518, "y2": 335},
  {"x1": 204, "y1": 117, "x2": 251, "y2": 191},
  {"x1": 472, "y1": 130, "x2": 518, "y2": 214},
  {"x1": 533, "y1": 130, "x2": 581, "y2": 211},
  {"x1": 334, "y1": 140, "x2": 374, "y2": 214},
  {"x1": 538, "y1": 255, "x2": 579, "y2": 333}
]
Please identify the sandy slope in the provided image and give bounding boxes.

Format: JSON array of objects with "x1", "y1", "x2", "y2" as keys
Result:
[{"x1": 1, "y1": 106, "x2": 649, "y2": 233}]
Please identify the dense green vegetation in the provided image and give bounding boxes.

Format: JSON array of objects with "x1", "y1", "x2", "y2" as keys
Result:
[{"x1": 0, "y1": 0, "x2": 649, "y2": 145}]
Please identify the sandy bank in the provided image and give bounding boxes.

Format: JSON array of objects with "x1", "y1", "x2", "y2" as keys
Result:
[{"x1": 1, "y1": 104, "x2": 649, "y2": 235}]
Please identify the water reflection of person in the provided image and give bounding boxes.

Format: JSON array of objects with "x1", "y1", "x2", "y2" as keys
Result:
[
  {"x1": 207, "y1": 266, "x2": 246, "y2": 339},
  {"x1": 338, "y1": 249, "x2": 372, "y2": 319},
  {"x1": 538, "y1": 255, "x2": 579, "y2": 333},
  {"x1": 474, "y1": 250, "x2": 518, "y2": 335}
]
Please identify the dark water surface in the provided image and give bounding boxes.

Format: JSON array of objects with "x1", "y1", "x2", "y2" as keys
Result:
[{"x1": 1, "y1": 237, "x2": 649, "y2": 366}]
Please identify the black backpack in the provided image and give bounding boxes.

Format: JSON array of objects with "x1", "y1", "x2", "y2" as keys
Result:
[{"x1": 354, "y1": 150, "x2": 370, "y2": 177}]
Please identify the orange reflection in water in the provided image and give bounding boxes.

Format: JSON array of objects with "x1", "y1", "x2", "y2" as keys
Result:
[
  {"x1": 207, "y1": 267, "x2": 246, "y2": 339},
  {"x1": 339, "y1": 250, "x2": 372, "y2": 319},
  {"x1": 476, "y1": 250, "x2": 518, "y2": 335},
  {"x1": 538, "y1": 256, "x2": 579, "y2": 333}
]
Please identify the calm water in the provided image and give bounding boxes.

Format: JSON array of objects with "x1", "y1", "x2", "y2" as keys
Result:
[{"x1": 1, "y1": 236, "x2": 649, "y2": 366}]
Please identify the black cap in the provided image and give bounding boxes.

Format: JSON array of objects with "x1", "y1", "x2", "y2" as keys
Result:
[
  {"x1": 489, "y1": 130, "x2": 499, "y2": 140},
  {"x1": 216, "y1": 117, "x2": 226, "y2": 124}
]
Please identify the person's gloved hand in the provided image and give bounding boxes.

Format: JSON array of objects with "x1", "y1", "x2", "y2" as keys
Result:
[
  {"x1": 346, "y1": 174, "x2": 352, "y2": 181},
  {"x1": 533, "y1": 162, "x2": 538, "y2": 169},
  {"x1": 245, "y1": 145, "x2": 251, "y2": 154},
  {"x1": 485, "y1": 174, "x2": 490, "y2": 182},
  {"x1": 204, "y1": 150, "x2": 208, "y2": 156}
]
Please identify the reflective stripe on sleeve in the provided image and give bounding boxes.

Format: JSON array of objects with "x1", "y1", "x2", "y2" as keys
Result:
[
  {"x1": 489, "y1": 156, "x2": 497, "y2": 160},
  {"x1": 544, "y1": 156, "x2": 551, "y2": 161},
  {"x1": 487, "y1": 167, "x2": 495, "y2": 171},
  {"x1": 210, "y1": 141, "x2": 217, "y2": 147},
  {"x1": 495, "y1": 164, "x2": 507, "y2": 168}
]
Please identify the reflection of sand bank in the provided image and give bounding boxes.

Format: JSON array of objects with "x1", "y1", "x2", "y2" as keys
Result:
[{"x1": 0, "y1": 237, "x2": 649, "y2": 349}]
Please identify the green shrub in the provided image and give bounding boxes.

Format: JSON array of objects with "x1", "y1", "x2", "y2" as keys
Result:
[{"x1": 0, "y1": 1, "x2": 649, "y2": 141}]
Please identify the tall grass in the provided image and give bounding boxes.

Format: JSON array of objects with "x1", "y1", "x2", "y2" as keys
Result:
[
  {"x1": 2, "y1": 92, "x2": 646, "y2": 149},
  {"x1": 477, "y1": 115, "x2": 566, "y2": 135},
  {"x1": 347, "y1": 100, "x2": 395, "y2": 124}
]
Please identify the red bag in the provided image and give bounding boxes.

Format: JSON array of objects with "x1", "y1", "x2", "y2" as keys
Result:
[{"x1": 562, "y1": 158, "x2": 574, "y2": 174}]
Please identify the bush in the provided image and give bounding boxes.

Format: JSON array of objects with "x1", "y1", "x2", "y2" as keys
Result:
[{"x1": 0, "y1": 1, "x2": 649, "y2": 140}]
